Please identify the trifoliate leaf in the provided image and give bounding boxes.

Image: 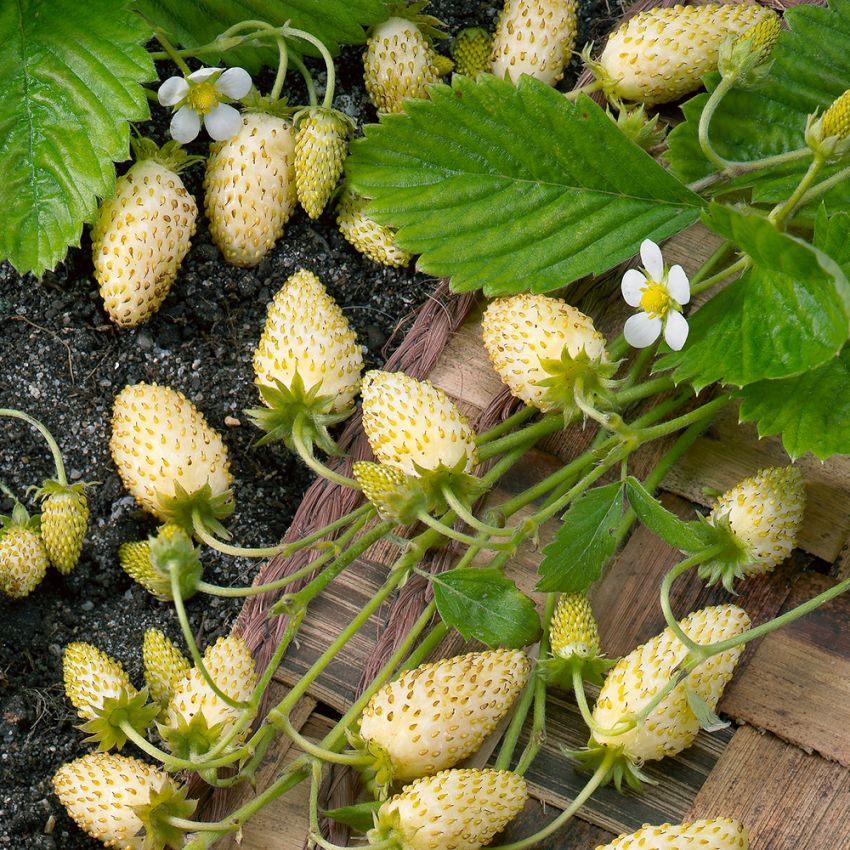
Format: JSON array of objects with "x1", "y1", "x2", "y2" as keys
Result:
[
  {"x1": 430, "y1": 568, "x2": 542, "y2": 649},
  {"x1": 658, "y1": 204, "x2": 850, "y2": 390},
  {"x1": 0, "y1": 0, "x2": 154, "y2": 276},
  {"x1": 666, "y1": 0, "x2": 850, "y2": 210},
  {"x1": 625, "y1": 477, "x2": 715, "y2": 553},
  {"x1": 135, "y1": 0, "x2": 387, "y2": 69},
  {"x1": 346, "y1": 76, "x2": 703, "y2": 296},
  {"x1": 536, "y1": 482, "x2": 624, "y2": 593}
]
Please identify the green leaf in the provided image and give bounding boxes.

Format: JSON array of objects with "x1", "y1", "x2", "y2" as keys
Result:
[
  {"x1": 431, "y1": 568, "x2": 542, "y2": 649},
  {"x1": 0, "y1": 0, "x2": 154, "y2": 275},
  {"x1": 658, "y1": 204, "x2": 850, "y2": 390},
  {"x1": 536, "y1": 482, "x2": 624, "y2": 593},
  {"x1": 625, "y1": 477, "x2": 714, "y2": 553},
  {"x1": 346, "y1": 76, "x2": 704, "y2": 296},
  {"x1": 685, "y1": 686, "x2": 730, "y2": 733},
  {"x1": 323, "y1": 801, "x2": 381, "y2": 833},
  {"x1": 134, "y1": 0, "x2": 387, "y2": 68},
  {"x1": 666, "y1": 0, "x2": 850, "y2": 209}
]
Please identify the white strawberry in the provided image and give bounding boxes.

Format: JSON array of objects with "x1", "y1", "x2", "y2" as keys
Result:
[
  {"x1": 204, "y1": 112, "x2": 297, "y2": 267},
  {"x1": 92, "y1": 140, "x2": 197, "y2": 328},
  {"x1": 491, "y1": 0, "x2": 578, "y2": 86},
  {"x1": 0, "y1": 502, "x2": 48, "y2": 599},
  {"x1": 336, "y1": 189, "x2": 413, "y2": 268},
  {"x1": 357, "y1": 650, "x2": 530, "y2": 784},
  {"x1": 143, "y1": 627, "x2": 191, "y2": 708},
  {"x1": 63, "y1": 642, "x2": 135, "y2": 721},
  {"x1": 294, "y1": 108, "x2": 352, "y2": 219},
  {"x1": 596, "y1": 818, "x2": 749, "y2": 850}
]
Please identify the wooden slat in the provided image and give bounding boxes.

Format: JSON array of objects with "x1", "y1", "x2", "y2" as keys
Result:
[
  {"x1": 720, "y1": 572, "x2": 850, "y2": 767},
  {"x1": 688, "y1": 726, "x2": 850, "y2": 849},
  {"x1": 663, "y1": 405, "x2": 850, "y2": 562},
  {"x1": 499, "y1": 798, "x2": 616, "y2": 850}
]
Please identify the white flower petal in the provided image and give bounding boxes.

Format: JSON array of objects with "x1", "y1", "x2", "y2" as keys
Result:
[
  {"x1": 624, "y1": 312, "x2": 662, "y2": 349},
  {"x1": 640, "y1": 239, "x2": 664, "y2": 281},
  {"x1": 188, "y1": 66, "x2": 219, "y2": 83},
  {"x1": 216, "y1": 67, "x2": 252, "y2": 99},
  {"x1": 664, "y1": 310, "x2": 689, "y2": 351},
  {"x1": 667, "y1": 265, "x2": 690, "y2": 305},
  {"x1": 158, "y1": 76, "x2": 189, "y2": 106},
  {"x1": 204, "y1": 103, "x2": 242, "y2": 141},
  {"x1": 170, "y1": 104, "x2": 201, "y2": 144},
  {"x1": 621, "y1": 269, "x2": 648, "y2": 307}
]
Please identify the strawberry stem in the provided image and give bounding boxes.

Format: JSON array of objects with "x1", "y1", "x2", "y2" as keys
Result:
[
  {"x1": 275, "y1": 712, "x2": 372, "y2": 766},
  {"x1": 0, "y1": 408, "x2": 67, "y2": 485},
  {"x1": 698, "y1": 75, "x2": 738, "y2": 172},
  {"x1": 281, "y1": 26, "x2": 337, "y2": 108},
  {"x1": 440, "y1": 485, "x2": 516, "y2": 536},
  {"x1": 152, "y1": 27, "x2": 192, "y2": 76},
  {"x1": 768, "y1": 154, "x2": 825, "y2": 227},
  {"x1": 292, "y1": 412, "x2": 360, "y2": 489},
  {"x1": 289, "y1": 52, "x2": 318, "y2": 107},
  {"x1": 415, "y1": 512, "x2": 515, "y2": 549}
]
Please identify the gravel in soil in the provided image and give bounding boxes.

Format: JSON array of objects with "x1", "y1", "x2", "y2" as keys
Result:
[{"x1": 0, "y1": 2, "x2": 620, "y2": 848}]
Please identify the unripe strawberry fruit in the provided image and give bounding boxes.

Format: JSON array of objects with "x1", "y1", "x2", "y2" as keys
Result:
[
  {"x1": 452, "y1": 27, "x2": 493, "y2": 78},
  {"x1": 359, "y1": 650, "x2": 530, "y2": 782},
  {"x1": 118, "y1": 522, "x2": 185, "y2": 600},
  {"x1": 336, "y1": 190, "x2": 412, "y2": 268},
  {"x1": 482, "y1": 293, "x2": 610, "y2": 411},
  {"x1": 491, "y1": 0, "x2": 577, "y2": 85},
  {"x1": 204, "y1": 113, "x2": 297, "y2": 267},
  {"x1": 253, "y1": 269, "x2": 364, "y2": 412},
  {"x1": 364, "y1": 17, "x2": 442, "y2": 113},
  {"x1": 595, "y1": 3, "x2": 776, "y2": 106},
  {"x1": 822, "y1": 89, "x2": 850, "y2": 140},
  {"x1": 596, "y1": 818, "x2": 749, "y2": 850},
  {"x1": 361, "y1": 370, "x2": 478, "y2": 477},
  {"x1": 110, "y1": 383, "x2": 233, "y2": 523},
  {"x1": 63, "y1": 642, "x2": 135, "y2": 721},
  {"x1": 93, "y1": 156, "x2": 197, "y2": 328},
  {"x1": 164, "y1": 634, "x2": 256, "y2": 752},
  {"x1": 295, "y1": 108, "x2": 351, "y2": 219},
  {"x1": 593, "y1": 605, "x2": 749, "y2": 763},
  {"x1": 143, "y1": 628, "x2": 190, "y2": 707},
  {"x1": 709, "y1": 466, "x2": 805, "y2": 577},
  {"x1": 368, "y1": 768, "x2": 527, "y2": 850},
  {"x1": 551, "y1": 592, "x2": 601, "y2": 660},
  {"x1": 37, "y1": 482, "x2": 89, "y2": 574},
  {"x1": 0, "y1": 506, "x2": 49, "y2": 599},
  {"x1": 53, "y1": 753, "x2": 178, "y2": 850},
  {"x1": 353, "y1": 461, "x2": 426, "y2": 524}
]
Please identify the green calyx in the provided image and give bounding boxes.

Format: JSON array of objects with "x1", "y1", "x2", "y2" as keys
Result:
[
  {"x1": 0, "y1": 501, "x2": 39, "y2": 533},
  {"x1": 566, "y1": 739, "x2": 656, "y2": 794},
  {"x1": 130, "y1": 136, "x2": 205, "y2": 174},
  {"x1": 353, "y1": 462, "x2": 427, "y2": 525},
  {"x1": 608, "y1": 104, "x2": 666, "y2": 152},
  {"x1": 718, "y1": 15, "x2": 781, "y2": 88},
  {"x1": 78, "y1": 687, "x2": 160, "y2": 752},
  {"x1": 132, "y1": 777, "x2": 198, "y2": 850},
  {"x1": 382, "y1": 2, "x2": 448, "y2": 42},
  {"x1": 536, "y1": 347, "x2": 621, "y2": 424},
  {"x1": 539, "y1": 653, "x2": 616, "y2": 690},
  {"x1": 581, "y1": 44, "x2": 623, "y2": 107},
  {"x1": 158, "y1": 711, "x2": 227, "y2": 762},
  {"x1": 247, "y1": 374, "x2": 353, "y2": 455},
  {"x1": 147, "y1": 528, "x2": 204, "y2": 601},
  {"x1": 415, "y1": 457, "x2": 485, "y2": 513},
  {"x1": 33, "y1": 478, "x2": 91, "y2": 501},
  {"x1": 293, "y1": 105, "x2": 356, "y2": 134},
  {"x1": 366, "y1": 807, "x2": 404, "y2": 850},
  {"x1": 155, "y1": 481, "x2": 235, "y2": 540},
  {"x1": 240, "y1": 90, "x2": 294, "y2": 119},
  {"x1": 346, "y1": 729, "x2": 395, "y2": 799},
  {"x1": 694, "y1": 515, "x2": 752, "y2": 592}
]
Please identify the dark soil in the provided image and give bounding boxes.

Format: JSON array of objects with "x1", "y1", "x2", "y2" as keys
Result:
[{"x1": 0, "y1": 3, "x2": 620, "y2": 848}]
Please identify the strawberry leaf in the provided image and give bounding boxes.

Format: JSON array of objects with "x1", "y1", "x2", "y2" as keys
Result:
[
  {"x1": 346, "y1": 76, "x2": 704, "y2": 296},
  {"x1": 536, "y1": 481, "x2": 624, "y2": 593},
  {"x1": 430, "y1": 568, "x2": 542, "y2": 649},
  {"x1": 625, "y1": 477, "x2": 715, "y2": 553},
  {"x1": 134, "y1": 0, "x2": 387, "y2": 68},
  {"x1": 666, "y1": 0, "x2": 850, "y2": 209},
  {"x1": 658, "y1": 204, "x2": 850, "y2": 391},
  {"x1": 0, "y1": 0, "x2": 154, "y2": 276},
  {"x1": 323, "y1": 801, "x2": 381, "y2": 833}
]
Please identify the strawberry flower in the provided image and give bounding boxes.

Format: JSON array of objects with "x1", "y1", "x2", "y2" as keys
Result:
[
  {"x1": 158, "y1": 66, "x2": 252, "y2": 143},
  {"x1": 621, "y1": 239, "x2": 690, "y2": 351}
]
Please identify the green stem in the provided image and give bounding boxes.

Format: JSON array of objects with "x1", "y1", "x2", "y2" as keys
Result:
[
  {"x1": 690, "y1": 256, "x2": 751, "y2": 296},
  {"x1": 276, "y1": 713, "x2": 371, "y2": 765},
  {"x1": 615, "y1": 374, "x2": 674, "y2": 405},
  {"x1": 687, "y1": 146, "x2": 812, "y2": 193},
  {"x1": 0, "y1": 408, "x2": 67, "y2": 485},
  {"x1": 797, "y1": 162, "x2": 850, "y2": 209},
  {"x1": 572, "y1": 668, "x2": 614, "y2": 736},
  {"x1": 167, "y1": 816, "x2": 237, "y2": 833},
  {"x1": 118, "y1": 721, "x2": 246, "y2": 772},
  {"x1": 768, "y1": 154, "x2": 824, "y2": 227},
  {"x1": 476, "y1": 405, "x2": 537, "y2": 444},
  {"x1": 477, "y1": 414, "x2": 564, "y2": 461},
  {"x1": 282, "y1": 26, "x2": 336, "y2": 107},
  {"x1": 271, "y1": 36, "x2": 289, "y2": 101},
  {"x1": 171, "y1": 568, "x2": 252, "y2": 711},
  {"x1": 494, "y1": 665, "x2": 538, "y2": 771},
  {"x1": 490, "y1": 749, "x2": 617, "y2": 850},
  {"x1": 698, "y1": 75, "x2": 737, "y2": 171},
  {"x1": 635, "y1": 396, "x2": 730, "y2": 444},
  {"x1": 440, "y1": 485, "x2": 515, "y2": 537},
  {"x1": 292, "y1": 414, "x2": 359, "y2": 490},
  {"x1": 416, "y1": 512, "x2": 514, "y2": 550},
  {"x1": 153, "y1": 27, "x2": 192, "y2": 75},
  {"x1": 289, "y1": 52, "x2": 318, "y2": 107}
]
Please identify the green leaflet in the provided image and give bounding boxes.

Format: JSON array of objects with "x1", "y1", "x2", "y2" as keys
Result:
[
  {"x1": 0, "y1": 0, "x2": 154, "y2": 276},
  {"x1": 134, "y1": 0, "x2": 387, "y2": 68},
  {"x1": 430, "y1": 568, "x2": 541, "y2": 649},
  {"x1": 536, "y1": 482, "x2": 624, "y2": 593},
  {"x1": 346, "y1": 76, "x2": 703, "y2": 296},
  {"x1": 658, "y1": 204, "x2": 850, "y2": 391},
  {"x1": 666, "y1": 0, "x2": 850, "y2": 209}
]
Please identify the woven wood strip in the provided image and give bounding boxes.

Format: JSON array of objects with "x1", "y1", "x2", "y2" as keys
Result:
[{"x1": 687, "y1": 726, "x2": 850, "y2": 848}]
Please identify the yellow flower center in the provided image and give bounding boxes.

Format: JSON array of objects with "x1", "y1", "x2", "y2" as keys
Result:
[
  {"x1": 187, "y1": 81, "x2": 219, "y2": 115},
  {"x1": 639, "y1": 282, "x2": 671, "y2": 318}
]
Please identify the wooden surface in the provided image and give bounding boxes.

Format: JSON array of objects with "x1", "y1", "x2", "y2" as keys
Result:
[{"x1": 202, "y1": 221, "x2": 850, "y2": 848}]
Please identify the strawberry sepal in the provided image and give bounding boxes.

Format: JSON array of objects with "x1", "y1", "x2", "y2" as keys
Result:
[
  {"x1": 132, "y1": 777, "x2": 198, "y2": 850},
  {"x1": 566, "y1": 739, "x2": 656, "y2": 793},
  {"x1": 79, "y1": 687, "x2": 160, "y2": 752}
]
